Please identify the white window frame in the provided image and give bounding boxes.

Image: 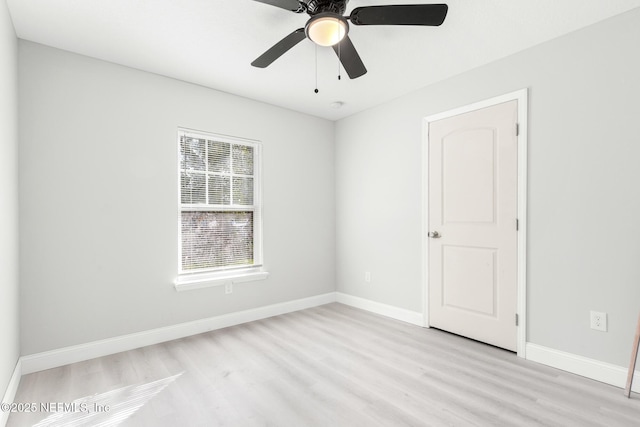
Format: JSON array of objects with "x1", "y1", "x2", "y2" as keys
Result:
[{"x1": 174, "y1": 128, "x2": 268, "y2": 291}]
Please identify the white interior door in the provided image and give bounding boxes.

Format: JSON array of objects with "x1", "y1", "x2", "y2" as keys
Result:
[{"x1": 428, "y1": 100, "x2": 518, "y2": 352}]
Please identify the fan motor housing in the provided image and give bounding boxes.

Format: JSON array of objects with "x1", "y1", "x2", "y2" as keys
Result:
[{"x1": 302, "y1": 0, "x2": 348, "y2": 16}]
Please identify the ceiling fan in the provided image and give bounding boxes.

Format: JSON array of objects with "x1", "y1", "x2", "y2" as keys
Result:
[{"x1": 251, "y1": 0, "x2": 448, "y2": 79}]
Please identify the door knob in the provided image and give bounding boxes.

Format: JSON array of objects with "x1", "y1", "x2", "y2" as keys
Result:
[{"x1": 428, "y1": 231, "x2": 441, "y2": 238}]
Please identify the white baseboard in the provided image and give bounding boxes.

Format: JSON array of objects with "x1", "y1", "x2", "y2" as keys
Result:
[
  {"x1": 16, "y1": 292, "x2": 639, "y2": 398},
  {"x1": 526, "y1": 343, "x2": 640, "y2": 393},
  {"x1": 337, "y1": 294, "x2": 639, "y2": 394},
  {"x1": 336, "y1": 292, "x2": 424, "y2": 326},
  {"x1": 19, "y1": 292, "x2": 421, "y2": 376},
  {"x1": 20, "y1": 292, "x2": 336, "y2": 375},
  {"x1": 1, "y1": 359, "x2": 22, "y2": 427}
]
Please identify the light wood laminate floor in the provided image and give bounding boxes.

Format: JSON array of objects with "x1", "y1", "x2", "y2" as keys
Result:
[{"x1": 8, "y1": 303, "x2": 640, "y2": 426}]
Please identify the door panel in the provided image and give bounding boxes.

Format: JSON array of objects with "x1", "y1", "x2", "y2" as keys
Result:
[
  {"x1": 443, "y1": 246, "x2": 496, "y2": 317},
  {"x1": 443, "y1": 129, "x2": 496, "y2": 224},
  {"x1": 428, "y1": 100, "x2": 518, "y2": 352}
]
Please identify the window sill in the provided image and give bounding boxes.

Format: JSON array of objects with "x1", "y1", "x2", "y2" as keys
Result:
[{"x1": 174, "y1": 269, "x2": 269, "y2": 292}]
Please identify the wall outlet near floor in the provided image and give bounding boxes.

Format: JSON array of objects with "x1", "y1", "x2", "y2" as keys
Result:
[
  {"x1": 365, "y1": 272, "x2": 371, "y2": 283},
  {"x1": 590, "y1": 310, "x2": 607, "y2": 332},
  {"x1": 225, "y1": 283, "x2": 233, "y2": 294}
]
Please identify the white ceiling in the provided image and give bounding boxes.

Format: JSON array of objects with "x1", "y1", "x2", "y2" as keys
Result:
[{"x1": 7, "y1": 0, "x2": 640, "y2": 120}]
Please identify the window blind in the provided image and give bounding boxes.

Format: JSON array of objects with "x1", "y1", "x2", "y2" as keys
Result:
[{"x1": 178, "y1": 131, "x2": 260, "y2": 273}]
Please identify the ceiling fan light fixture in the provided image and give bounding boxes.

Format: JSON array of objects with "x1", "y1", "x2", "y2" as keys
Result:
[
  {"x1": 251, "y1": 1, "x2": 449, "y2": 79},
  {"x1": 306, "y1": 14, "x2": 348, "y2": 47}
]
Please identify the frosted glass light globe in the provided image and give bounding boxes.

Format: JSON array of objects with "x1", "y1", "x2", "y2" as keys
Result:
[{"x1": 307, "y1": 16, "x2": 347, "y2": 47}]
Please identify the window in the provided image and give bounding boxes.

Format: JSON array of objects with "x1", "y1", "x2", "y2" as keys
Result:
[{"x1": 175, "y1": 129, "x2": 266, "y2": 290}]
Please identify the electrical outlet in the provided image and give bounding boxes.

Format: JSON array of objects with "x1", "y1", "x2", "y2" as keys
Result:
[
  {"x1": 225, "y1": 283, "x2": 233, "y2": 294},
  {"x1": 590, "y1": 310, "x2": 607, "y2": 332},
  {"x1": 365, "y1": 272, "x2": 371, "y2": 283}
]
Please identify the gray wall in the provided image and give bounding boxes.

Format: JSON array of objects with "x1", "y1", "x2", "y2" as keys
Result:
[
  {"x1": 336, "y1": 8, "x2": 640, "y2": 367},
  {"x1": 13, "y1": 5, "x2": 640, "y2": 371},
  {"x1": 18, "y1": 41, "x2": 335, "y2": 355},
  {"x1": 0, "y1": 0, "x2": 19, "y2": 398},
  {"x1": 0, "y1": 1, "x2": 20, "y2": 398}
]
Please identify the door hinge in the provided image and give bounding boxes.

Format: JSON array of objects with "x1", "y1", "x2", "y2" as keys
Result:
[
  {"x1": 515, "y1": 314, "x2": 519, "y2": 326},
  {"x1": 516, "y1": 123, "x2": 520, "y2": 136},
  {"x1": 516, "y1": 218, "x2": 519, "y2": 231}
]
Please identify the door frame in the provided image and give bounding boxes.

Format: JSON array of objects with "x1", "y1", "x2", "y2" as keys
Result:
[{"x1": 421, "y1": 88, "x2": 528, "y2": 358}]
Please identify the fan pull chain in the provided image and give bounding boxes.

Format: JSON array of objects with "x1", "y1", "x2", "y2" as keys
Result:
[
  {"x1": 337, "y1": 24, "x2": 342, "y2": 80},
  {"x1": 337, "y1": 41, "x2": 342, "y2": 80},
  {"x1": 314, "y1": 44, "x2": 319, "y2": 94}
]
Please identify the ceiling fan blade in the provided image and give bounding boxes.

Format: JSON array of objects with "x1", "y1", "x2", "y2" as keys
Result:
[
  {"x1": 333, "y1": 36, "x2": 367, "y2": 79},
  {"x1": 350, "y1": 4, "x2": 448, "y2": 26},
  {"x1": 251, "y1": 0, "x2": 303, "y2": 12},
  {"x1": 252, "y1": 28, "x2": 306, "y2": 68}
]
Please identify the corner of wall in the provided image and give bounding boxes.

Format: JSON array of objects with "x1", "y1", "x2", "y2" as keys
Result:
[{"x1": 0, "y1": 0, "x2": 21, "y2": 412}]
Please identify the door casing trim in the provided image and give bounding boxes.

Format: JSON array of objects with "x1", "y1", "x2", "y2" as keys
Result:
[{"x1": 421, "y1": 88, "x2": 528, "y2": 358}]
